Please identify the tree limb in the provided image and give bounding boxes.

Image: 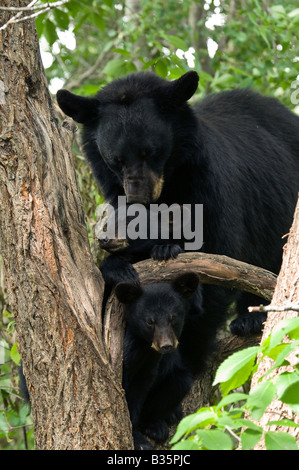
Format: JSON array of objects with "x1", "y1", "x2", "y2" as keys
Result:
[{"x1": 135, "y1": 252, "x2": 276, "y2": 301}]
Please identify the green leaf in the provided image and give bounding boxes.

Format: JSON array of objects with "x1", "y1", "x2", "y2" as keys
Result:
[
  {"x1": 266, "y1": 317, "x2": 299, "y2": 352},
  {"x1": 162, "y1": 34, "x2": 188, "y2": 51},
  {"x1": 170, "y1": 408, "x2": 216, "y2": 444},
  {"x1": 212, "y1": 73, "x2": 236, "y2": 89},
  {"x1": 216, "y1": 393, "x2": 248, "y2": 411},
  {"x1": 265, "y1": 431, "x2": 299, "y2": 450},
  {"x1": 155, "y1": 59, "x2": 168, "y2": 78},
  {"x1": 216, "y1": 414, "x2": 239, "y2": 430},
  {"x1": 43, "y1": 18, "x2": 58, "y2": 46},
  {"x1": 10, "y1": 343, "x2": 21, "y2": 366},
  {"x1": 241, "y1": 428, "x2": 263, "y2": 450},
  {"x1": 102, "y1": 58, "x2": 124, "y2": 76},
  {"x1": 270, "y1": 5, "x2": 286, "y2": 16},
  {"x1": 112, "y1": 48, "x2": 131, "y2": 58},
  {"x1": 196, "y1": 429, "x2": 234, "y2": 450},
  {"x1": 275, "y1": 372, "x2": 299, "y2": 404},
  {"x1": 65, "y1": 0, "x2": 82, "y2": 18},
  {"x1": 237, "y1": 419, "x2": 262, "y2": 432},
  {"x1": 53, "y1": 8, "x2": 70, "y2": 30},
  {"x1": 171, "y1": 437, "x2": 200, "y2": 450},
  {"x1": 0, "y1": 412, "x2": 10, "y2": 433},
  {"x1": 213, "y1": 346, "x2": 260, "y2": 396},
  {"x1": 288, "y1": 8, "x2": 299, "y2": 18},
  {"x1": 268, "y1": 341, "x2": 298, "y2": 363},
  {"x1": 263, "y1": 340, "x2": 299, "y2": 380},
  {"x1": 102, "y1": 0, "x2": 114, "y2": 7},
  {"x1": 246, "y1": 381, "x2": 276, "y2": 420},
  {"x1": 35, "y1": 11, "x2": 47, "y2": 37},
  {"x1": 91, "y1": 12, "x2": 106, "y2": 32},
  {"x1": 267, "y1": 419, "x2": 299, "y2": 428}
]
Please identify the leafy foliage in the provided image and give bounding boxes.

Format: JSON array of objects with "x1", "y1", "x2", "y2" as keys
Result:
[
  {"x1": 35, "y1": 0, "x2": 299, "y2": 106},
  {"x1": 170, "y1": 317, "x2": 299, "y2": 450},
  {"x1": 0, "y1": 311, "x2": 34, "y2": 450}
]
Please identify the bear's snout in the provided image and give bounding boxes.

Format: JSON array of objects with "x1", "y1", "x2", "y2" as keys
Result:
[
  {"x1": 151, "y1": 327, "x2": 179, "y2": 354},
  {"x1": 159, "y1": 344, "x2": 176, "y2": 354}
]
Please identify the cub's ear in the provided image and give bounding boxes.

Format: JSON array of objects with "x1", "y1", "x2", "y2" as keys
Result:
[
  {"x1": 171, "y1": 71, "x2": 199, "y2": 103},
  {"x1": 172, "y1": 272, "x2": 199, "y2": 298},
  {"x1": 56, "y1": 89, "x2": 99, "y2": 124},
  {"x1": 114, "y1": 282, "x2": 143, "y2": 304}
]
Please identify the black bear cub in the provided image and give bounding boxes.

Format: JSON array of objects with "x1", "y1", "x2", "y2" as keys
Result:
[{"x1": 115, "y1": 272, "x2": 216, "y2": 450}]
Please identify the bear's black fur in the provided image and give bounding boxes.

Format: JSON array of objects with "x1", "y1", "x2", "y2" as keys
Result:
[
  {"x1": 57, "y1": 71, "x2": 299, "y2": 335},
  {"x1": 115, "y1": 272, "x2": 209, "y2": 450}
]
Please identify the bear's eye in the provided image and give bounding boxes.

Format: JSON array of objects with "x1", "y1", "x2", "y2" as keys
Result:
[
  {"x1": 169, "y1": 315, "x2": 177, "y2": 324},
  {"x1": 145, "y1": 318, "x2": 155, "y2": 326}
]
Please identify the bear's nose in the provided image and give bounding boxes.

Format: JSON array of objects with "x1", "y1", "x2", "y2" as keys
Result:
[{"x1": 159, "y1": 345, "x2": 175, "y2": 354}]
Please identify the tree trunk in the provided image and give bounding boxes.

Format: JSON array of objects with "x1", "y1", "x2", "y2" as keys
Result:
[
  {"x1": 0, "y1": 1, "x2": 133, "y2": 450},
  {"x1": 250, "y1": 195, "x2": 299, "y2": 448}
]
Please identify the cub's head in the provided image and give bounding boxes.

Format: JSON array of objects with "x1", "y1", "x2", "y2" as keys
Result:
[
  {"x1": 115, "y1": 272, "x2": 199, "y2": 354},
  {"x1": 57, "y1": 71, "x2": 199, "y2": 205}
]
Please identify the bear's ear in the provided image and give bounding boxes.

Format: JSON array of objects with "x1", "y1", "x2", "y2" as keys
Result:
[
  {"x1": 171, "y1": 71, "x2": 199, "y2": 103},
  {"x1": 172, "y1": 272, "x2": 199, "y2": 298},
  {"x1": 114, "y1": 282, "x2": 143, "y2": 304},
  {"x1": 56, "y1": 89, "x2": 99, "y2": 124}
]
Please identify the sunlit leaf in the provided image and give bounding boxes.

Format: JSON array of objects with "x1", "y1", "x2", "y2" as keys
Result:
[{"x1": 265, "y1": 431, "x2": 298, "y2": 450}]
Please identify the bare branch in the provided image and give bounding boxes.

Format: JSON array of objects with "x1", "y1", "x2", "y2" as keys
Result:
[
  {"x1": 134, "y1": 252, "x2": 276, "y2": 301},
  {"x1": 65, "y1": 50, "x2": 107, "y2": 90},
  {"x1": 0, "y1": 0, "x2": 38, "y2": 31},
  {"x1": 0, "y1": 0, "x2": 69, "y2": 31},
  {"x1": 0, "y1": 1, "x2": 66, "y2": 11},
  {"x1": 249, "y1": 304, "x2": 299, "y2": 313}
]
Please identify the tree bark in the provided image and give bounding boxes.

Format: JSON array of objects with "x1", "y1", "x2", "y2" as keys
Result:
[
  {"x1": 250, "y1": 195, "x2": 299, "y2": 448},
  {"x1": 0, "y1": 1, "x2": 133, "y2": 450}
]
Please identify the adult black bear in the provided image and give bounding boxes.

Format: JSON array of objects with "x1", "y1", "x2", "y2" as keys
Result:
[
  {"x1": 57, "y1": 72, "x2": 299, "y2": 335},
  {"x1": 115, "y1": 272, "x2": 208, "y2": 450}
]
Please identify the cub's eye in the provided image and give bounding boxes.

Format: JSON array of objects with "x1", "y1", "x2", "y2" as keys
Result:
[
  {"x1": 116, "y1": 156, "x2": 124, "y2": 165},
  {"x1": 169, "y1": 315, "x2": 177, "y2": 324},
  {"x1": 145, "y1": 318, "x2": 155, "y2": 326}
]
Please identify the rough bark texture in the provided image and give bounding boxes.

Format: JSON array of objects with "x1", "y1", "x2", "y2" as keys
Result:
[
  {"x1": 135, "y1": 252, "x2": 276, "y2": 301},
  {"x1": 250, "y1": 196, "x2": 299, "y2": 448},
  {"x1": 0, "y1": 1, "x2": 133, "y2": 450}
]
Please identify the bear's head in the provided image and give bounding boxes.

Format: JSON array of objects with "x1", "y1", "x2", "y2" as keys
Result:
[
  {"x1": 56, "y1": 71, "x2": 199, "y2": 205},
  {"x1": 114, "y1": 272, "x2": 199, "y2": 354}
]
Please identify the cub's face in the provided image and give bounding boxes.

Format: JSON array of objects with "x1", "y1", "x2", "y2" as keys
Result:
[
  {"x1": 126, "y1": 286, "x2": 186, "y2": 354},
  {"x1": 94, "y1": 99, "x2": 172, "y2": 204},
  {"x1": 115, "y1": 273, "x2": 199, "y2": 355}
]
